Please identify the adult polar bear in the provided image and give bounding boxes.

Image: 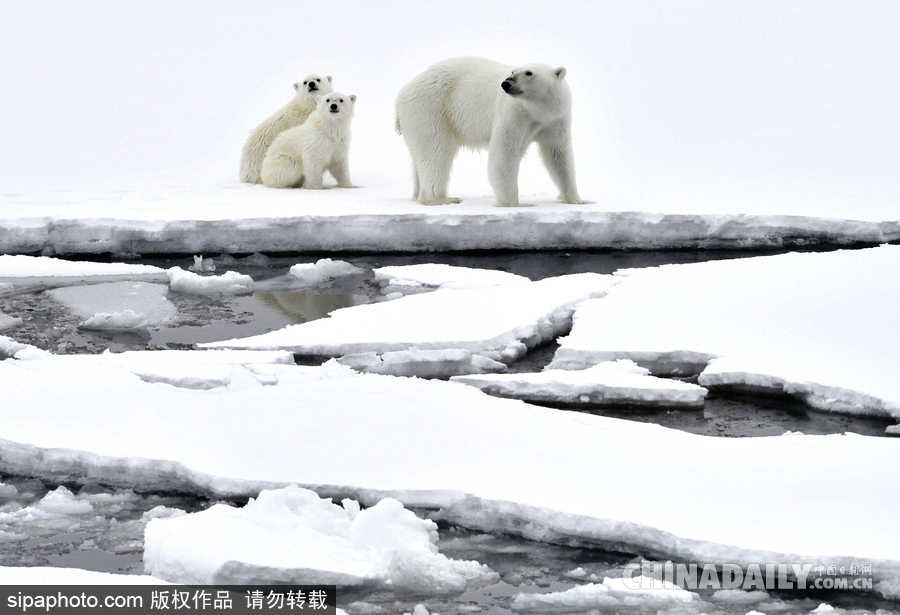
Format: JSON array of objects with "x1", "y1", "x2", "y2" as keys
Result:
[{"x1": 395, "y1": 57, "x2": 588, "y2": 207}]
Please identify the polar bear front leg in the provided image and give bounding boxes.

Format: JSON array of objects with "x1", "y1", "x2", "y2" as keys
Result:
[
  {"x1": 328, "y1": 156, "x2": 356, "y2": 188},
  {"x1": 488, "y1": 130, "x2": 527, "y2": 207},
  {"x1": 537, "y1": 124, "x2": 591, "y2": 204},
  {"x1": 301, "y1": 160, "x2": 327, "y2": 190}
]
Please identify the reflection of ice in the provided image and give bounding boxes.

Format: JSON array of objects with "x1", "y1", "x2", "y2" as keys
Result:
[
  {"x1": 48, "y1": 282, "x2": 176, "y2": 327},
  {"x1": 255, "y1": 291, "x2": 366, "y2": 324},
  {"x1": 144, "y1": 485, "x2": 498, "y2": 592}
]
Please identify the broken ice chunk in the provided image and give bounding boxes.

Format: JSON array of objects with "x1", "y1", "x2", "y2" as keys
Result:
[{"x1": 451, "y1": 360, "x2": 707, "y2": 408}]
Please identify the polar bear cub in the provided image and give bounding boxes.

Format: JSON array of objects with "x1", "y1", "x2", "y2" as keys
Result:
[
  {"x1": 239, "y1": 75, "x2": 333, "y2": 184},
  {"x1": 261, "y1": 92, "x2": 356, "y2": 189},
  {"x1": 395, "y1": 56, "x2": 587, "y2": 207}
]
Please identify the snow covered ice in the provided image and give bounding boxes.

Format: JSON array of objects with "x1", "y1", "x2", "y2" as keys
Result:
[
  {"x1": 550, "y1": 245, "x2": 900, "y2": 418},
  {"x1": 167, "y1": 266, "x2": 254, "y2": 297},
  {"x1": 201, "y1": 272, "x2": 617, "y2": 370},
  {"x1": 3, "y1": 337, "x2": 900, "y2": 592},
  {"x1": 451, "y1": 360, "x2": 708, "y2": 407},
  {"x1": 0, "y1": 2, "x2": 899, "y2": 610}
]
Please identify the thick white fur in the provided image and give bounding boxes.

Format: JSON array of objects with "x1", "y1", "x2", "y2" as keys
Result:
[
  {"x1": 395, "y1": 56, "x2": 587, "y2": 207},
  {"x1": 239, "y1": 75, "x2": 334, "y2": 184},
  {"x1": 261, "y1": 92, "x2": 356, "y2": 189}
]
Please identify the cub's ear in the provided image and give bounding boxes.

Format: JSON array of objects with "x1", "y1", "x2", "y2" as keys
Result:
[
  {"x1": 293, "y1": 82, "x2": 301, "y2": 92},
  {"x1": 350, "y1": 94, "x2": 357, "y2": 103},
  {"x1": 554, "y1": 67, "x2": 567, "y2": 80},
  {"x1": 326, "y1": 75, "x2": 333, "y2": 83},
  {"x1": 316, "y1": 94, "x2": 325, "y2": 102}
]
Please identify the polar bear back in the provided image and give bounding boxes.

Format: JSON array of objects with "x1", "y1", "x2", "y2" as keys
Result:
[{"x1": 397, "y1": 57, "x2": 515, "y2": 148}]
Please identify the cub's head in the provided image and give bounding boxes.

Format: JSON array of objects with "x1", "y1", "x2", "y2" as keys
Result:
[
  {"x1": 294, "y1": 74, "x2": 334, "y2": 98},
  {"x1": 316, "y1": 92, "x2": 356, "y2": 120},
  {"x1": 501, "y1": 64, "x2": 567, "y2": 99}
]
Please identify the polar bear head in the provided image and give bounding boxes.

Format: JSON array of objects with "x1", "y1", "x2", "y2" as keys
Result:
[
  {"x1": 501, "y1": 64, "x2": 567, "y2": 98},
  {"x1": 316, "y1": 92, "x2": 356, "y2": 121},
  {"x1": 294, "y1": 74, "x2": 334, "y2": 97}
]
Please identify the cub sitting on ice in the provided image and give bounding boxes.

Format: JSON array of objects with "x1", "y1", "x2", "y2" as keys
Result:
[
  {"x1": 395, "y1": 57, "x2": 588, "y2": 207},
  {"x1": 239, "y1": 75, "x2": 333, "y2": 184},
  {"x1": 261, "y1": 92, "x2": 356, "y2": 189}
]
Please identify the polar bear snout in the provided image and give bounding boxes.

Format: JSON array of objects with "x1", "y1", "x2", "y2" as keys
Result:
[
  {"x1": 501, "y1": 78, "x2": 522, "y2": 96},
  {"x1": 329, "y1": 103, "x2": 340, "y2": 113}
]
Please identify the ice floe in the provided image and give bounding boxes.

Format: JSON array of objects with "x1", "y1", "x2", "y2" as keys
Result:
[
  {"x1": 2, "y1": 341, "x2": 900, "y2": 590},
  {"x1": 200, "y1": 273, "x2": 616, "y2": 368},
  {"x1": 338, "y1": 349, "x2": 507, "y2": 378},
  {"x1": 451, "y1": 360, "x2": 707, "y2": 407},
  {"x1": 167, "y1": 266, "x2": 254, "y2": 296},
  {"x1": 550, "y1": 245, "x2": 900, "y2": 418},
  {"x1": 510, "y1": 576, "x2": 697, "y2": 613},
  {"x1": 48, "y1": 281, "x2": 177, "y2": 329},
  {"x1": 374, "y1": 263, "x2": 529, "y2": 292},
  {"x1": 289, "y1": 259, "x2": 368, "y2": 288},
  {"x1": 144, "y1": 485, "x2": 498, "y2": 591}
]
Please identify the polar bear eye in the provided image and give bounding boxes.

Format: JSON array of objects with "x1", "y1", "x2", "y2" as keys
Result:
[
  {"x1": 525, "y1": 71, "x2": 533, "y2": 77},
  {"x1": 339, "y1": 98, "x2": 344, "y2": 103}
]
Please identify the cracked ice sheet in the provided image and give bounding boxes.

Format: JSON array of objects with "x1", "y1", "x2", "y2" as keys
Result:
[
  {"x1": 0, "y1": 255, "x2": 164, "y2": 279},
  {"x1": 200, "y1": 273, "x2": 616, "y2": 364},
  {"x1": 550, "y1": 245, "x2": 900, "y2": 418},
  {"x1": 451, "y1": 360, "x2": 707, "y2": 407},
  {"x1": 3, "y1": 341, "x2": 312, "y2": 390},
  {"x1": 2, "y1": 346, "x2": 900, "y2": 582}
]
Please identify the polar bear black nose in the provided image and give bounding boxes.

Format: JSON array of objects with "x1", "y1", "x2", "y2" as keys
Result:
[
  {"x1": 501, "y1": 80, "x2": 513, "y2": 92},
  {"x1": 330, "y1": 103, "x2": 339, "y2": 112}
]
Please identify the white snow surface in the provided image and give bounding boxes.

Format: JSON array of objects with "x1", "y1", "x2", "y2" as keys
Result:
[
  {"x1": 0, "y1": 4, "x2": 897, "y2": 256},
  {"x1": 0, "y1": 566, "x2": 171, "y2": 585},
  {"x1": 550, "y1": 245, "x2": 900, "y2": 417},
  {"x1": 2, "y1": 342, "x2": 900, "y2": 585},
  {"x1": 0, "y1": 255, "x2": 163, "y2": 279},
  {"x1": 144, "y1": 485, "x2": 498, "y2": 591},
  {"x1": 201, "y1": 273, "x2": 616, "y2": 365},
  {"x1": 451, "y1": 360, "x2": 707, "y2": 407}
]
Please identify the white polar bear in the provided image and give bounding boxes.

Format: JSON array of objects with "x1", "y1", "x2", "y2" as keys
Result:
[
  {"x1": 395, "y1": 56, "x2": 588, "y2": 207},
  {"x1": 260, "y1": 92, "x2": 356, "y2": 189},
  {"x1": 239, "y1": 75, "x2": 334, "y2": 184}
]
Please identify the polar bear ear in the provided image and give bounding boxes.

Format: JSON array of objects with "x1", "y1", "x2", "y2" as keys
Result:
[
  {"x1": 293, "y1": 82, "x2": 301, "y2": 92},
  {"x1": 554, "y1": 67, "x2": 567, "y2": 80},
  {"x1": 326, "y1": 75, "x2": 333, "y2": 83},
  {"x1": 350, "y1": 94, "x2": 357, "y2": 103}
]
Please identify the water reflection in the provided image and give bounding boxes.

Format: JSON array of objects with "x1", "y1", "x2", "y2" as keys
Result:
[{"x1": 255, "y1": 291, "x2": 366, "y2": 324}]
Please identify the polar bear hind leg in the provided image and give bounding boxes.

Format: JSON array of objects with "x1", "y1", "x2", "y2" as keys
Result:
[{"x1": 261, "y1": 152, "x2": 304, "y2": 189}]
